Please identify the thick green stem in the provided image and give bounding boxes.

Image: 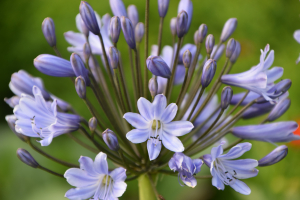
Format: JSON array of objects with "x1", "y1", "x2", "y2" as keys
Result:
[{"x1": 138, "y1": 174, "x2": 157, "y2": 200}]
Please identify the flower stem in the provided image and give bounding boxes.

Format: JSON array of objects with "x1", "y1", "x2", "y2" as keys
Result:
[
  {"x1": 134, "y1": 48, "x2": 143, "y2": 98},
  {"x1": 176, "y1": 67, "x2": 189, "y2": 105},
  {"x1": 187, "y1": 87, "x2": 205, "y2": 121},
  {"x1": 144, "y1": 0, "x2": 150, "y2": 98},
  {"x1": 38, "y1": 165, "x2": 64, "y2": 178},
  {"x1": 157, "y1": 17, "x2": 164, "y2": 56},
  {"x1": 67, "y1": 133, "x2": 98, "y2": 153},
  {"x1": 138, "y1": 174, "x2": 157, "y2": 200}
]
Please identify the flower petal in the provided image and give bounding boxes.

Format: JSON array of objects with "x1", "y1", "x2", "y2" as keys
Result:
[
  {"x1": 161, "y1": 132, "x2": 184, "y2": 152},
  {"x1": 211, "y1": 145, "x2": 223, "y2": 160},
  {"x1": 65, "y1": 184, "x2": 97, "y2": 200},
  {"x1": 64, "y1": 168, "x2": 99, "y2": 187},
  {"x1": 160, "y1": 103, "x2": 178, "y2": 123},
  {"x1": 180, "y1": 175, "x2": 197, "y2": 188},
  {"x1": 222, "y1": 159, "x2": 258, "y2": 171},
  {"x1": 230, "y1": 179, "x2": 251, "y2": 195},
  {"x1": 137, "y1": 97, "x2": 154, "y2": 121},
  {"x1": 79, "y1": 156, "x2": 97, "y2": 176},
  {"x1": 219, "y1": 142, "x2": 252, "y2": 160},
  {"x1": 147, "y1": 139, "x2": 162, "y2": 160},
  {"x1": 123, "y1": 113, "x2": 149, "y2": 129},
  {"x1": 110, "y1": 167, "x2": 127, "y2": 182},
  {"x1": 94, "y1": 152, "x2": 108, "y2": 174},
  {"x1": 112, "y1": 181, "x2": 127, "y2": 198},
  {"x1": 126, "y1": 129, "x2": 149, "y2": 143},
  {"x1": 211, "y1": 170, "x2": 225, "y2": 190},
  {"x1": 153, "y1": 94, "x2": 167, "y2": 119},
  {"x1": 193, "y1": 159, "x2": 203, "y2": 174},
  {"x1": 163, "y1": 121, "x2": 194, "y2": 136}
]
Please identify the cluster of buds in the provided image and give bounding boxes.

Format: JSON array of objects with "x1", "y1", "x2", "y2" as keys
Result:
[{"x1": 5, "y1": 0, "x2": 298, "y2": 199}]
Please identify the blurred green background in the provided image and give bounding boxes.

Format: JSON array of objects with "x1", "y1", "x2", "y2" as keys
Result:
[{"x1": 1, "y1": 0, "x2": 300, "y2": 199}]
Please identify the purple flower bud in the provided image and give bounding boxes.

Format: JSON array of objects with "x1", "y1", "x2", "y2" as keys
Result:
[
  {"x1": 149, "y1": 77, "x2": 158, "y2": 97},
  {"x1": 89, "y1": 117, "x2": 97, "y2": 133},
  {"x1": 34, "y1": 54, "x2": 75, "y2": 77},
  {"x1": 226, "y1": 38, "x2": 236, "y2": 58},
  {"x1": 205, "y1": 34, "x2": 215, "y2": 55},
  {"x1": 120, "y1": 16, "x2": 136, "y2": 49},
  {"x1": 75, "y1": 76, "x2": 86, "y2": 99},
  {"x1": 42, "y1": 17, "x2": 56, "y2": 47},
  {"x1": 170, "y1": 17, "x2": 177, "y2": 36},
  {"x1": 109, "y1": 16, "x2": 121, "y2": 43},
  {"x1": 268, "y1": 98, "x2": 291, "y2": 122},
  {"x1": 272, "y1": 79, "x2": 292, "y2": 95},
  {"x1": 127, "y1": 5, "x2": 139, "y2": 28},
  {"x1": 258, "y1": 145, "x2": 288, "y2": 167},
  {"x1": 4, "y1": 96, "x2": 20, "y2": 108},
  {"x1": 211, "y1": 44, "x2": 225, "y2": 61},
  {"x1": 70, "y1": 53, "x2": 90, "y2": 86},
  {"x1": 109, "y1": 0, "x2": 127, "y2": 17},
  {"x1": 108, "y1": 46, "x2": 119, "y2": 69},
  {"x1": 6, "y1": 115, "x2": 29, "y2": 142},
  {"x1": 178, "y1": 0, "x2": 193, "y2": 34},
  {"x1": 83, "y1": 43, "x2": 91, "y2": 61},
  {"x1": 230, "y1": 40, "x2": 241, "y2": 64},
  {"x1": 176, "y1": 11, "x2": 188, "y2": 38},
  {"x1": 221, "y1": 86, "x2": 233, "y2": 110},
  {"x1": 135, "y1": 22, "x2": 145, "y2": 43},
  {"x1": 79, "y1": 1, "x2": 100, "y2": 35},
  {"x1": 220, "y1": 18, "x2": 238, "y2": 42},
  {"x1": 196, "y1": 24, "x2": 208, "y2": 44},
  {"x1": 158, "y1": 0, "x2": 170, "y2": 18},
  {"x1": 193, "y1": 30, "x2": 199, "y2": 45},
  {"x1": 102, "y1": 129, "x2": 120, "y2": 151},
  {"x1": 201, "y1": 59, "x2": 217, "y2": 88},
  {"x1": 17, "y1": 148, "x2": 39, "y2": 168},
  {"x1": 182, "y1": 50, "x2": 192, "y2": 68},
  {"x1": 146, "y1": 56, "x2": 171, "y2": 78}
]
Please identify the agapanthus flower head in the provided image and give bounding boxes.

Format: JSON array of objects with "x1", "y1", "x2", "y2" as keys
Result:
[
  {"x1": 17, "y1": 148, "x2": 39, "y2": 168},
  {"x1": 79, "y1": 1, "x2": 100, "y2": 35},
  {"x1": 65, "y1": 152, "x2": 127, "y2": 200},
  {"x1": 124, "y1": 94, "x2": 194, "y2": 160},
  {"x1": 203, "y1": 143, "x2": 258, "y2": 195},
  {"x1": 169, "y1": 152, "x2": 203, "y2": 188},
  {"x1": 42, "y1": 17, "x2": 56, "y2": 47},
  {"x1": 14, "y1": 86, "x2": 81, "y2": 146},
  {"x1": 127, "y1": 5, "x2": 139, "y2": 28},
  {"x1": 258, "y1": 145, "x2": 288, "y2": 167}
]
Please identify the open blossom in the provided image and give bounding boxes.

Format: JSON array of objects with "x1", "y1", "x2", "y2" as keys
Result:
[
  {"x1": 169, "y1": 152, "x2": 203, "y2": 188},
  {"x1": 221, "y1": 44, "x2": 283, "y2": 103},
  {"x1": 13, "y1": 86, "x2": 81, "y2": 146},
  {"x1": 203, "y1": 143, "x2": 258, "y2": 195},
  {"x1": 65, "y1": 152, "x2": 127, "y2": 200},
  {"x1": 124, "y1": 94, "x2": 194, "y2": 160}
]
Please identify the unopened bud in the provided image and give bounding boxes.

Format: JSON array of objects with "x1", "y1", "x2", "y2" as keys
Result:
[
  {"x1": 230, "y1": 41, "x2": 241, "y2": 64},
  {"x1": 135, "y1": 22, "x2": 145, "y2": 43},
  {"x1": 182, "y1": 50, "x2": 192, "y2": 68},
  {"x1": 221, "y1": 86, "x2": 233, "y2": 110},
  {"x1": 17, "y1": 148, "x2": 39, "y2": 168},
  {"x1": 127, "y1": 5, "x2": 139, "y2": 28},
  {"x1": 79, "y1": 1, "x2": 100, "y2": 35},
  {"x1": 201, "y1": 59, "x2": 217, "y2": 88},
  {"x1": 83, "y1": 43, "x2": 91, "y2": 61},
  {"x1": 75, "y1": 76, "x2": 86, "y2": 99},
  {"x1": 220, "y1": 18, "x2": 237, "y2": 42},
  {"x1": 268, "y1": 98, "x2": 291, "y2": 122},
  {"x1": 226, "y1": 38, "x2": 236, "y2": 58},
  {"x1": 71, "y1": 53, "x2": 90, "y2": 86},
  {"x1": 196, "y1": 24, "x2": 208, "y2": 44},
  {"x1": 109, "y1": 16, "x2": 121, "y2": 43},
  {"x1": 176, "y1": 11, "x2": 188, "y2": 38},
  {"x1": 205, "y1": 34, "x2": 215, "y2": 55},
  {"x1": 258, "y1": 145, "x2": 288, "y2": 167},
  {"x1": 42, "y1": 17, "x2": 56, "y2": 47},
  {"x1": 108, "y1": 47, "x2": 119, "y2": 69},
  {"x1": 89, "y1": 117, "x2": 97, "y2": 133},
  {"x1": 102, "y1": 129, "x2": 120, "y2": 151},
  {"x1": 80, "y1": 18, "x2": 89, "y2": 38},
  {"x1": 211, "y1": 44, "x2": 225, "y2": 61},
  {"x1": 158, "y1": 0, "x2": 170, "y2": 18},
  {"x1": 170, "y1": 17, "x2": 177, "y2": 36},
  {"x1": 146, "y1": 56, "x2": 171, "y2": 78},
  {"x1": 149, "y1": 77, "x2": 158, "y2": 98},
  {"x1": 121, "y1": 16, "x2": 136, "y2": 49}
]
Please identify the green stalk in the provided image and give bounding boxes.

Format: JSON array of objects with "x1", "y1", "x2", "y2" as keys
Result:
[{"x1": 138, "y1": 174, "x2": 157, "y2": 200}]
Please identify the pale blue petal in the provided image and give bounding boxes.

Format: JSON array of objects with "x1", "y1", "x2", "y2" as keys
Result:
[
  {"x1": 160, "y1": 103, "x2": 178, "y2": 123},
  {"x1": 147, "y1": 139, "x2": 162, "y2": 160},
  {"x1": 263, "y1": 50, "x2": 274, "y2": 70},
  {"x1": 182, "y1": 156, "x2": 194, "y2": 173},
  {"x1": 112, "y1": 181, "x2": 127, "y2": 198},
  {"x1": 193, "y1": 159, "x2": 203, "y2": 174},
  {"x1": 126, "y1": 129, "x2": 149, "y2": 143},
  {"x1": 294, "y1": 30, "x2": 300, "y2": 43},
  {"x1": 180, "y1": 175, "x2": 197, "y2": 188},
  {"x1": 94, "y1": 152, "x2": 108, "y2": 174},
  {"x1": 211, "y1": 145, "x2": 223, "y2": 160},
  {"x1": 123, "y1": 113, "x2": 149, "y2": 129},
  {"x1": 65, "y1": 184, "x2": 97, "y2": 200},
  {"x1": 137, "y1": 97, "x2": 154, "y2": 121},
  {"x1": 79, "y1": 156, "x2": 97, "y2": 176},
  {"x1": 168, "y1": 157, "x2": 178, "y2": 171},
  {"x1": 266, "y1": 67, "x2": 283, "y2": 83},
  {"x1": 202, "y1": 154, "x2": 212, "y2": 167},
  {"x1": 163, "y1": 121, "x2": 194, "y2": 136},
  {"x1": 153, "y1": 94, "x2": 167, "y2": 119},
  {"x1": 162, "y1": 132, "x2": 184, "y2": 152},
  {"x1": 64, "y1": 168, "x2": 99, "y2": 187},
  {"x1": 221, "y1": 159, "x2": 258, "y2": 171},
  {"x1": 110, "y1": 168, "x2": 127, "y2": 182},
  {"x1": 39, "y1": 134, "x2": 54, "y2": 146},
  {"x1": 211, "y1": 169, "x2": 225, "y2": 190},
  {"x1": 232, "y1": 168, "x2": 259, "y2": 179},
  {"x1": 230, "y1": 179, "x2": 251, "y2": 195},
  {"x1": 219, "y1": 142, "x2": 252, "y2": 160}
]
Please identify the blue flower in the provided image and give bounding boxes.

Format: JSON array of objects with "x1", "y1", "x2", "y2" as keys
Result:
[
  {"x1": 124, "y1": 94, "x2": 194, "y2": 160},
  {"x1": 203, "y1": 143, "x2": 258, "y2": 195},
  {"x1": 13, "y1": 86, "x2": 81, "y2": 146},
  {"x1": 169, "y1": 152, "x2": 203, "y2": 188},
  {"x1": 293, "y1": 30, "x2": 300, "y2": 64},
  {"x1": 221, "y1": 44, "x2": 284, "y2": 103},
  {"x1": 231, "y1": 121, "x2": 300, "y2": 142},
  {"x1": 65, "y1": 152, "x2": 127, "y2": 200}
]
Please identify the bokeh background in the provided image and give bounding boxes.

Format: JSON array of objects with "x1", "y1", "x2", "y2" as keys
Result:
[{"x1": 1, "y1": 0, "x2": 300, "y2": 199}]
